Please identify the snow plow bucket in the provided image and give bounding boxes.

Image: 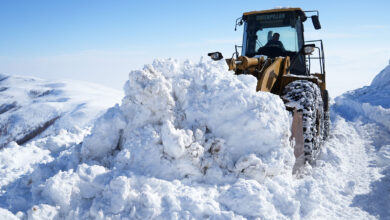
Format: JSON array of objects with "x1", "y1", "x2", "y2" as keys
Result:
[{"x1": 291, "y1": 108, "x2": 305, "y2": 170}]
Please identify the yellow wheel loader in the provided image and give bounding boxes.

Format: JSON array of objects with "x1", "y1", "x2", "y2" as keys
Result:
[{"x1": 208, "y1": 8, "x2": 329, "y2": 165}]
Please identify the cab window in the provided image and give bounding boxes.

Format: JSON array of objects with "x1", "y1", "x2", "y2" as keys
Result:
[{"x1": 255, "y1": 26, "x2": 299, "y2": 52}]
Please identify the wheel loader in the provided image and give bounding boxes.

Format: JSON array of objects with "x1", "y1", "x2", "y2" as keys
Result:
[{"x1": 208, "y1": 8, "x2": 329, "y2": 165}]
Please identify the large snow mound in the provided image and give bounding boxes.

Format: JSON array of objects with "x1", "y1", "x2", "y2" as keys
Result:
[
  {"x1": 81, "y1": 58, "x2": 294, "y2": 182},
  {"x1": 0, "y1": 60, "x2": 299, "y2": 219},
  {"x1": 333, "y1": 61, "x2": 390, "y2": 130},
  {"x1": 3, "y1": 59, "x2": 390, "y2": 219}
]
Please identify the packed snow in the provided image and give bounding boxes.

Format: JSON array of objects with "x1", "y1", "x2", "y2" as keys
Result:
[
  {"x1": 332, "y1": 61, "x2": 390, "y2": 218},
  {"x1": 0, "y1": 59, "x2": 389, "y2": 219}
]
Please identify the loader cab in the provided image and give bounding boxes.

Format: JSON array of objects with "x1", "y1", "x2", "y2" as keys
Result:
[{"x1": 240, "y1": 8, "x2": 315, "y2": 75}]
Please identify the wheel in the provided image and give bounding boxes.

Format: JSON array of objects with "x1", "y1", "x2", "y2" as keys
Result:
[{"x1": 282, "y1": 80, "x2": 325, "y2": 163}]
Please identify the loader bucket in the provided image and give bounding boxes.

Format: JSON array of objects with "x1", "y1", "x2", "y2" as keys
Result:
[{"x1": 291, "y1": 109, "x2": 305, "y2": 171}]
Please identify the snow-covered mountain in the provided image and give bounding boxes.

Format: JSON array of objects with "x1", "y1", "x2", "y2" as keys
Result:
[
  {"x1": 0, "y1": 60, "x2": 389, "y2": 219},
  {"x1": 0, "y1": 74, "x2": 122, "y2": 148}
]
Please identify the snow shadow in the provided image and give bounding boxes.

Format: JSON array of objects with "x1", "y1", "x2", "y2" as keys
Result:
[
  {"x1": 0, "y1": 75, "x2": 9, "y2": 82},
  {"x1": 351, "y1": 166, "x2": 390, "y2": 219},
  {"x1": 0, "y1": 102, "x2": 18, "y2": 115}
]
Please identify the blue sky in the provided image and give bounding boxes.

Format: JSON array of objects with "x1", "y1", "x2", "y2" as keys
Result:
[{"x1": 1, "y1": 0, "x2": 389, "y2": 96}]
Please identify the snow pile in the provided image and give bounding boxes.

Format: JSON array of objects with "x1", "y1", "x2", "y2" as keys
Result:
[
  {"x1": 370, "y1": 59, "x2": 390, "y2": 88},
  {"x1": 334, "y1": 60, "x2": 390, "y2": 167},
  {"x1": 3, "y1": 59, "x2": 390, "y2": 219},
  {"x1": 0, "y1": 60, "x2": 297, "y2": 219},
  {"x1": 333, "y1": 61, "x2": 390, "y2": 130},
  {"x1": 81, "y1": 58, "x2": 294, "y2": 182}
]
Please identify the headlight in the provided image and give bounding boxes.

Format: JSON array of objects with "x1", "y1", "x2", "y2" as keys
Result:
[{"x1": 304, "y1": 46, "x2": 315, "y2": 55}]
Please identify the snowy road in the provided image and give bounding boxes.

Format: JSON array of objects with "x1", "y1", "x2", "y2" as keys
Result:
[
  {"x1": 303, "y1": 116, "x2": 386, "y2": 219},
  {"x1": 350, "y1": 121, "x2": 390, "y2": 219}
]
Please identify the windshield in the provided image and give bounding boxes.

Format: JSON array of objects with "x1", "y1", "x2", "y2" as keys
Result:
[{"x1": 255, "y1": 26, "x2": 299, "y2": 52}]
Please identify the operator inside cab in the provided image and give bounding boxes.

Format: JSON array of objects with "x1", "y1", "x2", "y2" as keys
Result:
[
  {"x1": 257, "y1": 32, "x2": 287, "y2": 57},
  {"x1": 264, "y1": 33, "x2": 285, "y2": 50},
  {"x1": 254, "y1": 29, "x2": 297, "y2": 59}
]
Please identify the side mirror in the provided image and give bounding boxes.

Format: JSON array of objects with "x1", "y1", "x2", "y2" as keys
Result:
[
  {"x1": 208, "y1": 52, "x2": 223, "y2": 61},
  {"x1": 311, "y1": 15, "x2": 321, "y2": 30},
  {"x1": 303, "y1": 44, "x2": 316, "y2": 55}
]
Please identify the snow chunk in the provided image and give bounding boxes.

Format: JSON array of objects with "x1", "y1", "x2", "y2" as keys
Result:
[
  {"x1": 161, "y1": 120, "x2": 193, "y2": 159},
  {"x1": 42, "y1": 169, "x2": 81, "y2": 211},
  {"x1": 77, "y1": 164, "x2": 108, "y2": 199},
  {"x1": 81, "y1": 105, "x2": 126, "y2": 160},
  {"x1": 235, "y1": 154, "x2": 267, "y2": 182},
  {"x1": 102, "y1": 176, "x2": 132, "y2": 214},
  {"x1": 377, "y1": 145, "x2": 390, "y2": 167},
  {"x1": 0, "y1": 208, "x2": 18, "y2": 220},
  {"x1": 0, "y1": 142, "x2": 52, "y2": 187},
  {"x1": 27, "y1": 204, "x2": 59, "y2": 220},
  {"x1": 220, "y1": 179, "x2": 277, "y2": 218}
]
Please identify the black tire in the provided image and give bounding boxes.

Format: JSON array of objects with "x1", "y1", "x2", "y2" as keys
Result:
[{"x1": 282, "y1": 80, "x2": 325, "y2": 163}]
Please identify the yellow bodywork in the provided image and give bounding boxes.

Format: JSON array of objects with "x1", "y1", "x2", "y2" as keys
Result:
[
  {"x1": 226, "y1": 56, "x2": 326, "y2": 95},
  {"x1": 256, "y1": 57, "x2": 289, "y2": 92},
  {"x1": 243, "y1": 8, "x2": 307, "y2": 21},
  {"x1": 243, "y1": 7, "x2": 304, "y2": 16}
]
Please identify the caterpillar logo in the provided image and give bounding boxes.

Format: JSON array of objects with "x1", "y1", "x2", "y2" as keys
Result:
[{"x1": 256, "y1": 13, "x2": 285, "y2": 21}]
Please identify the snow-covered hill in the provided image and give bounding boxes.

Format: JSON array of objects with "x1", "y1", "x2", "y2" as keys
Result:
[
  {"x1": 0, "y1": 60, "x2": 389, "y2": 219},
  {"x1": 0, "y1": 74, "x2": 122, "y2": 148}
]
